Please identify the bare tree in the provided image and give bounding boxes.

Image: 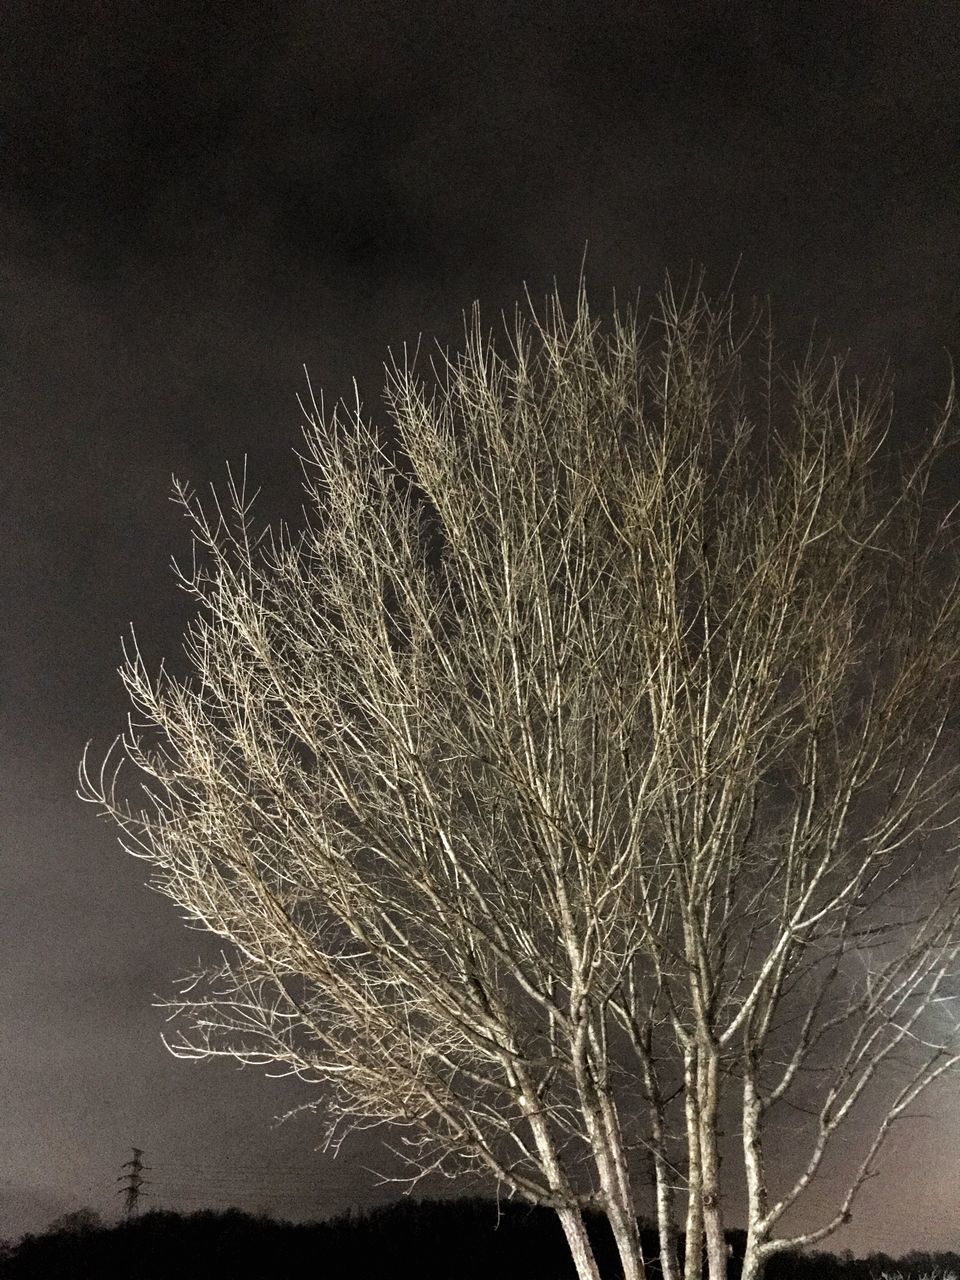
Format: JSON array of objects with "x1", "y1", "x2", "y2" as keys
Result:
[{"x1": 82, "y1": 277, "x2": 960, "y2": 1280}]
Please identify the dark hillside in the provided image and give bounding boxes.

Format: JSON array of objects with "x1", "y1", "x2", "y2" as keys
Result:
[{"x1": 2, "y1": 1198, "x2": 956, "y2": 1280}]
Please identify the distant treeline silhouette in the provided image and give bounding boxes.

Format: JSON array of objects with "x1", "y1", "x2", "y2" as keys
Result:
[{"x1": 0, "y1": 1197, "x2": 955, "y2": 1280}]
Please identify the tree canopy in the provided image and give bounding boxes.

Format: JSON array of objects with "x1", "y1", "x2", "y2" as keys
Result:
[{"x1": 83, "y1": 277, "x2": 960, "y2": 1280}]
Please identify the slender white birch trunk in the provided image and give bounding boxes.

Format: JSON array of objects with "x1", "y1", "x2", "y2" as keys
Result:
[
  {"x1": 683, "y1": 1045, "x2": 705, "y2": 1280},
  {"x1": 597, "y1": 1088, "x2": 647, "y2": 1280},
  {"x1": 637, "y1": 1028, "x2": 681, "y2": 1280},
  {"x1": 572, "y1": 1053, "x2": 646, "y2": 1280},
  {"x1": 741, "y1": 1050, "x2": 769, "y2": 1280},
  {"x1": 522, "y1": 1088, "x2": 605, "y2": 1280},
  {"x1": 556, "y1": 1206, "x2": 605, "y2": 1280},
  {"x1": 650, "y1": 1105, "x2": 681, "y2": 1280},
  {"x1": 698, "y1": 1046, "x2": 727, "y2": 1280}
]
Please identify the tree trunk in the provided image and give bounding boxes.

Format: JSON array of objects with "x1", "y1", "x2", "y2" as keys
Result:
[
  {"x1": 579, "y1": 1087, "x2": 645, "y2": 1280},
  {"x1": 604, "y1": 1196, "x2": 645, "y2": 1280},
  {"x1": 683, "y1": 1046, "x2": 705, "y2": 1280},
  {"x1": 519, "y1": 1071, "x2": 605, "y2": 1280},
  {"x1": 741, "y1": 1052, "x2": 769, "y2": 1280},
  {"x1": 639, "y1": 1039, "x2": 681, "y2": 1280},
  {"x1": 650, "y1": 1112, "x2": 681, "y2": 1280},
  {"x1": 568, "y1": 1007, "x2": 646, "y2": 1280},
  {"x1": 738, "y1": 1243, "x2": 767, "y2": 1280},
  {"x1": 556, "y1": 1206, "x2": 605, "y2": 1280},
  {"x1": 597, "y1": 1089, "x2": 647, "y2": 1280},
  {"x1": 698, "y1": 1047, "x2": 727, "y2": 1280}
]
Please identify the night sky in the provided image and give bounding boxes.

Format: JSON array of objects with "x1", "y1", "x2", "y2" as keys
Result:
[{"x1": 2, "y1": 0, "x2": 959, "y2": 1255}]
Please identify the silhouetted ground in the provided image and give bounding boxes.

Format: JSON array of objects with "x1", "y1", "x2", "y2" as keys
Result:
[{"x1": 0, "y1": 1197, "x2": 956, "y2": 1279}]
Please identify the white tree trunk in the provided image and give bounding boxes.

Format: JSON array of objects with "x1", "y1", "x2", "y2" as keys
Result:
[
  {"x1": 605, "y1": 1196, "x2": 645, "y2": 1280},
  {"x1": 556, "y1": 1206, "x2": 604, "y2": 1280},
  {"x1": 739, "y1": 1243, "x2": 766, "y2": 1280},
  {"x1": 698, "y1": 1048, "x2": 727, "y2": 1280},
  {"x1": 741, "y1": 1053, "x2": 769, "y2": 1280},
  {"x1": 597, "y1": 1089, "x2": 647, "y2": 1280},
  {"x1": 647, "y1": 1103, "x2": 681, "y2": 1280},
  {"x1": 683, "y1": 1047, "x2": 704, "y2": 1280}
]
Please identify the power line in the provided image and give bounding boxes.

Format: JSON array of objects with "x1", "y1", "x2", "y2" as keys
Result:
[{"x1": 109, "y1": 1153, "x2": 426, "y2": 1218}]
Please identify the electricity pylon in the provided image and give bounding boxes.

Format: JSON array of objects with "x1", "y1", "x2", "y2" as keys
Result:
[{"x1": 117, "y1": 1147, "x2": 150, "y2": 1217}]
